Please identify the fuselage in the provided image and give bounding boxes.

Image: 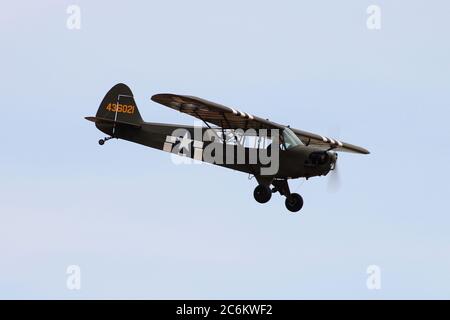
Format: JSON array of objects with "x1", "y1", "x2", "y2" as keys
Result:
[{"x1": 95, "y1": 121, "x2": 335, "y2": 179}]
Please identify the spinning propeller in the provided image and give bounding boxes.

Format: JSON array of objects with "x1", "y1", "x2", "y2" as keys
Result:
[
  {"x1": 327, "y1": 152, "x2": 341, "y2": 193},
  {"x1": 326, "y1": 126, "x2": 342, "y2": 193}
]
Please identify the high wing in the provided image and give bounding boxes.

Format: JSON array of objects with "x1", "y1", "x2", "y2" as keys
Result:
[
  {"x1": 151, "y1": 94, "x2": 369, "y2": 154},
  {"x1": 151, "y1": 94, "x2": 281, "y2": 131},
  {"x1": 290, "y1": 128, "x2": 370, "y2": 154}
]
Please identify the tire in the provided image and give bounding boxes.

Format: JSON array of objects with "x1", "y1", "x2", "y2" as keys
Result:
[
  {"x1": 253, "y1": 185, "x2": 272, "y2": 204},
  {"x1": 98, "y1": 139, "x2": 105, "y2": 145},
  {"x1": 285, "y1": 193, "x2": 304, "y2": 212}
]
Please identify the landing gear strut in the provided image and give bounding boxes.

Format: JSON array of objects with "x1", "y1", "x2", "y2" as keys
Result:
[
  {"x1": 98, "y1": 136, "x2": 114, "y2": 145},
  {"x1": 253, "y1": 178, "x2": 304, "y2": 213}
]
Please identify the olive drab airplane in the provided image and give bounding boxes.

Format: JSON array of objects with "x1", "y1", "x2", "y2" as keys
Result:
[{"x1": 86, "y1": 83, "x2": 369, "y2": 213}]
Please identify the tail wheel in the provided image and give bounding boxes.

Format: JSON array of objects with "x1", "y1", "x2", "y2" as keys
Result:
[
  {"x1": 285, "y1": 193, "x2": 304, "y2": 212},
  {"x1": 253, "y1": 185, "x2": 272, "y2": 204}
]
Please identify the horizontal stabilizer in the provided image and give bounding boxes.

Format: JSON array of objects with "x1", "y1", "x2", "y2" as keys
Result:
[{"x1": 85, "y1": 116, "x2": 141, "y2": 128}]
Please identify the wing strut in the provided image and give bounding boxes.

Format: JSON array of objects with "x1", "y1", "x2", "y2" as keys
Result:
[{"x1": 193, "y1": 110, "x2": 212, "y2": 129}]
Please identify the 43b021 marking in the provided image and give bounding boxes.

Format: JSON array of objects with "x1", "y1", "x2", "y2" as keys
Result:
[{"x1": 105, "y1": 103, "x2": 135, "y2": 114}]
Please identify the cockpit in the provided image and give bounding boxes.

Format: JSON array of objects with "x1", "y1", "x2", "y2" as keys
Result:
[{"x1": 280, "y1": 127, "x2": 304, "y2": 150}]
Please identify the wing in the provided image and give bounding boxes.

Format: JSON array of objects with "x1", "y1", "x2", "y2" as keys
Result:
[
  {"x1": 151, "y1": 93, "x2": 370, "y2": 154},
  {"x1": 291, "y1": 128, "x2": 370, "y2": 154},
  {"x1": 151, "y1": 94, "x2": 282, "y2": 131}
]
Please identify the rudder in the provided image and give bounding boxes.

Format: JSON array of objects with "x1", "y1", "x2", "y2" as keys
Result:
[{"x1": 96, "y1": 83, "x2": 143, "y2": 125}]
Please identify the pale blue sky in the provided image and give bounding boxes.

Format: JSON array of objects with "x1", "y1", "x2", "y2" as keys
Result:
[{"x1": 1, "y1": 0, "x2": 449, "y2": 299}]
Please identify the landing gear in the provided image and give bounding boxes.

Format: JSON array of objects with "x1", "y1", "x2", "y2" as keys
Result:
[
  {"x1": 253, "y1": 178, "x2": 304, "y2": 213},
  {"x1": 98, "y1": 136, "x2": 114, "y2": 146},
  {"x1": 285, "y1": 193, "x2": 303, "y2": 212},
  {"x1": 253, "y1": 185, "x2": 272, "y2": 203}
]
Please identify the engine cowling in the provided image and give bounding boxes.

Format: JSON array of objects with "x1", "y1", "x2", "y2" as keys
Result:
[
  {"x1": 308, "y1": 151, "x2": 330, "y2": 165},
  {"x1": 307, "y1": 151, "x2": 337, "y2": 168}
]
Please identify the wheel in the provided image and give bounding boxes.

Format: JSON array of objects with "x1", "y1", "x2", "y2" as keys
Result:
[
  {"x1": 98, "y1": 139, "x2": 105, "y2": 145},
  {"x1": 285, "y1": 193, "x2": 303, "y2": 212},
  {"x1": 253, "y1": 185, "x2": 272, "y2": 204}
]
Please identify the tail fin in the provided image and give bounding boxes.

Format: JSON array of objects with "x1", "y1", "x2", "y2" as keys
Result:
[{"x1": 95, "y1": 83, "x2": 143, "y2": 125}]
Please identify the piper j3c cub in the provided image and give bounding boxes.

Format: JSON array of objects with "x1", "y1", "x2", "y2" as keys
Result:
[{"x1": 86, "y1": 83, "x2": 369, "y2": 213}]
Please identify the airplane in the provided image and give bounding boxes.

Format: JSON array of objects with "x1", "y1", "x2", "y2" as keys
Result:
[{"x1": 86, "y1": 83, "x2": 369, "y2": 213}]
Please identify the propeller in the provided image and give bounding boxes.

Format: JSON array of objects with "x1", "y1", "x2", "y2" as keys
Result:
[
  {"x1": 327, "y1": 154, "x2": 341, "y2": 193},
  {"x1": 326, "y1": 124, "x2": 342, "y2": 193}
]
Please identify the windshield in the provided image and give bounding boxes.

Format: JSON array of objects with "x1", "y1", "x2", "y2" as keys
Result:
[{"x1": 282, "y1": 128, "x2": 304, "y2": 150}]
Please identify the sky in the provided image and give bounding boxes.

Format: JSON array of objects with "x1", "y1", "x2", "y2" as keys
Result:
[{"x1": 1, "y1": 0, "x2": 449, "y2": 299}]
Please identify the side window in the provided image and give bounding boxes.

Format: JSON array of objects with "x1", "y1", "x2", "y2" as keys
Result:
[
  {"x1": 259, "y1": 136, "x2": 272, "y2": 149},
  {"x1": 279, "y1": 134, "x2": 286, "y2": 150},
  {"x1": 242, "y1": 135, "x2": 273, "y2": 149},
  {"x1": 213, "y1": 129, "x2": 277, "y2": 149}
]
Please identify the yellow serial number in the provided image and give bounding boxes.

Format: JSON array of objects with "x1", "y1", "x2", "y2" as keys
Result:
[{"x1": 105, "y1": 103, "x2": 135, "y2": 114}]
